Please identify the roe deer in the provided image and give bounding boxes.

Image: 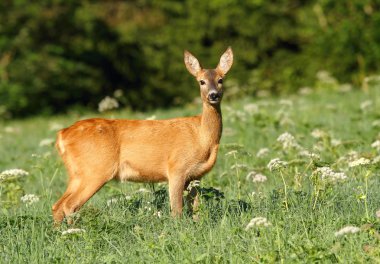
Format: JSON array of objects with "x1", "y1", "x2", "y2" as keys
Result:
[{"x1": 52, "y1": 47, "x2": 233, "y2": 223}]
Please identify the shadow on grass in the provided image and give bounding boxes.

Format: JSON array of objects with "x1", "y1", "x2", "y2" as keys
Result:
[{"x1": 101, "y1": 186, "x2": 252, "y2": 223}]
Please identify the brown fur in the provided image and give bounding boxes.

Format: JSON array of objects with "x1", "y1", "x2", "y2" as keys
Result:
[{"x1": 52, "y1": 47, "x2": 233, "y2": 223}]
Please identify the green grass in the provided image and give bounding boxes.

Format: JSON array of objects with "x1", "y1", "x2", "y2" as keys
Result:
[{"x1": 1, "y1": 87, "x2": 380, "y2": 263}]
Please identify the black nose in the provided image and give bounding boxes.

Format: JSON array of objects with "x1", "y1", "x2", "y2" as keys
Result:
[{"x1": 208, "y1": 92, "x2": 220, "y2": 101}]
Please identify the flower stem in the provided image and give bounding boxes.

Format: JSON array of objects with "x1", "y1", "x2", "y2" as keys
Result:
[
  {"x1": 364, "y1": 170, "x2": 371, "y2": 220},
  {"x1": 280, "y1": 170, "x2": 289, "y2": 211}
]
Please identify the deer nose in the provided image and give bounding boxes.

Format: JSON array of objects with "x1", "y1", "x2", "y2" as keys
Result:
[{"x1": 208, "y1": 91, "x2": 220, "y2": 102}]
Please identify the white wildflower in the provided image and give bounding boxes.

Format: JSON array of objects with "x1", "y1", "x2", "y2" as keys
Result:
[
  {"x1": 187, "y1": 180, "x2": 200, "y2": 190},
  {"x1": 372, "y1": 120, "x2": 380, "y2": 128},
  {"x1": 371, "y1": 140, "x2": 380, "y2": 151},
  {"x1": 331, "y1": 138, "x2": 342, "y2": 147},
  {"x1": 267, "y1": 158, "x2": 287, "y2": 171},
  {"x1": 107, "y1": 197, "x2": 119, "y2": 206},
  {"x1": 98, "y1": 96, "x2": 119, "y2": 112},
  {"x1": 246, "y1": 171, "x2": 267, "y2": 183},
  {"x1": 279, "y1": 116, "x2": 295, "y2": 127},
  {"x1": 113, "y1": 89, "x2": 124, "y2": 98},
  {"x1": 314, "y1": 167, "x2": 347, "y2": 182},
  {"x1": 348, "y1": 157, "x2": 371, "y2": 167},
  {"x1": 360, "y1": 100, "x2": 372, "y2": 111},
  {"x1": 256, "y1": 90, "x2": 270, "y2": 98},
  {"x1": 230, "y1": 164, "x2": 249, "y2": 171},
  {"x1": 154, "y1": 211, "x2": 162, "y2": 218},
  {"x1": 339, "y1": 84, "x2": 352, "y2": 93},
  {"x1": 39, "y1": 138, "x2": 55, "y2": 147},
  {"x1": 145, "y1": 115, "x2": 156, "y2": 120},
  {"x1": 277, "y1": 132, "x2": 300, "y2": 149},
  {"x1": 311, "y1": 129, "x2": 328, "y2": 139},
  {"x1": 376, "y1": 210, "x2": 380, "y2": 219},
  {"x1": 20, "y1": 194, "x2": 39, "y2": 205},
  {"x1": 256, "y1": 148, "x2": 270, "y2": 158},
  {"x1": 372, "y1": 156, "x2": 380, "y2": 164},
  {"x1": 62, "y1": 228, "x2": 86, "y2": 235},
  {"x1": 0, "y1": 169, "x2": 29, "y2": 181},
  {"x1": 317, "y1": 70, "x2": 334, "y2": 82},
  {"x1": 225, "y1": 150, "x2": 238, "y2": 157},
  {"x1": 244, "y1": 103, "x2": 259, "y2": 115},
  {"x1": 245, "y1": 217, "x2": 271, "y2": 230},
  {"x1": 298, "y1": 87, "x2": 313, "y2": 95},
  {"x1": 299, "y1": 150, "x2": 320, "y2": 160},
  {"x1": 4, "y1": 126, "x2": 17, "y2": 133},
  {"x1": 106, "y1": 195, "x2": 132, "y2": 206},
  {"x1": 137, "y1": 188, "x2": 151, "y2": 193},
  {"x1": 346, "y1": 151, "x2": 360, "y2": 161},
  {"x1": 49, "y1": 122, "x2": 64, "y2": 131},
  {"x1": 279, "y1": 99, "x2": 293, "y2": 107},
  {"x1": 334, "y1": 226, "x2": 360, "y2": 237},
  {"x1": 223, "y1": 127, "x2": 236, "y2": 137},
  {"x1": 312, "y1": 142, "x2": 324, "y2": 152}
]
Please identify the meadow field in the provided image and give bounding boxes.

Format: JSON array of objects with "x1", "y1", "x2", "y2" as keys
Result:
[{"x1": 1, "y1": 85, "x2": 380, "y2": 263}]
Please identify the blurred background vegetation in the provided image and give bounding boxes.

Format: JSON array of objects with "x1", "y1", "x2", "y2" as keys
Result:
[{"x1": 0, "y1": 0, "x2": 379, "y2": 118}]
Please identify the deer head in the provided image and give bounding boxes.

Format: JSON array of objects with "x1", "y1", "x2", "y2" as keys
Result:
[{"x1": 184, "y1": 47, "x2": 233, "y2": 105}]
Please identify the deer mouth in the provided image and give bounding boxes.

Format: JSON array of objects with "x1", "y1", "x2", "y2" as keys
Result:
[{"x1": 208, "y1": 92, "x2": 222, "y2": 104}]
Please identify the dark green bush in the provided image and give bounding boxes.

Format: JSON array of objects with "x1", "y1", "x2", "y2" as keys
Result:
[{"x1": 0, "y1": 0, "x2": 379, "y2": 117}]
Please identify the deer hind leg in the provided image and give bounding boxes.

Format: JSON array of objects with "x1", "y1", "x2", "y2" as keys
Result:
[
  {"x1": 52, "y1": 178, "x2": 81, "y2": 224},
  {"x1": 62, "y1": 179, "x2": 106, "y2": 224},
  {"x1": 52, "y1": 172, "x2": 108, "y2": 225}
]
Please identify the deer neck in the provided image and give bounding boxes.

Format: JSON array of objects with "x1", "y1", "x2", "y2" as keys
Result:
[{"x1": 200, "y1": 102, "x2": 223, "y2": 147}]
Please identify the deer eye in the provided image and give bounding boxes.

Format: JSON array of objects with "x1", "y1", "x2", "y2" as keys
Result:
[
  {"x1": 200, "y1": 80, "x2": 206, "y2": 85},
  {"x1": 218, "y1": 79, "x2": 223, "y2": 84}
]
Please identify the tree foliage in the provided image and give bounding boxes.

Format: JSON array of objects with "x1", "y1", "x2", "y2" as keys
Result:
[{"x1": 0, "y1": 0, "x2": 379, "y2": 117}]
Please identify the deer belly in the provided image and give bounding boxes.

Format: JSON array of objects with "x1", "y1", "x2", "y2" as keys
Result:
[{"x1": 118, "y1": 161, "x2": 167, "y2": 183}]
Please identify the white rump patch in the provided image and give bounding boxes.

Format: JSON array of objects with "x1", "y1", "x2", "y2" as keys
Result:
[{"x1": 57, "y1": 132, "x2": 66, "y2": 154}]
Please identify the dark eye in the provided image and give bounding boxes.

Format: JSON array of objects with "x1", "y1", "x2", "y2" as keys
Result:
[
  {"x1": 218, "y1": 79, "x2": 223, "y2": 84},
  {"x1": 200, "y1": 80, "x2": 206, "y2": 85}
]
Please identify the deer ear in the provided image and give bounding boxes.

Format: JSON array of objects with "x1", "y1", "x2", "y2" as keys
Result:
[
  {"x1": 217, "y1": 47, "x2": 233, "y2": 75},
  {"x1": 184, "y1": 50, "x2": 201, "y2": 77}
]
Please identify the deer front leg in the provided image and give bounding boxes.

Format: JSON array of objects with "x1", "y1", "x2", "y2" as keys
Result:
[{"x1": 168, "y1": 176, "x2": 185, "y2": 217}]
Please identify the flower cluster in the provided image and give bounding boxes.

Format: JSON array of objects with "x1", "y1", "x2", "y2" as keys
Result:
[
  {"x1": 267, "y1": 158, "x2": 287, "y2": 171},
  {"x1": 106, "y1": 195, "x2": 132, "y2": 206},
  {"x1": 21, "y1": 194, "x2": 40, "y2": 205},
  {"x1": 311, "y1": 129, "x2": 328, "y2": 139},
  {"x1": 0, "y1": 169, "x2": 29, "y2": 181},
  {"x1": 256, "y1": 148, "x2": 269, "y2": 158},
  {"x1": 371, "y1": 140, "x2": 380, "y2": 151},
  {"x1": 298, "y1": 150, "x2": 320, "y2": 160},
  {"x1": 244, "y1": 103, "x2": 259, "y2": 115},
  {"x1": 373, "y1": 156, "x2": 380, "y2": 165},
  {"x1": 348, "y1": 157, "x2": 371, "y2": 168},
  {"x1": 39, "y1": 138, "x2": 55, "y2": 147},
  {"x1": 145, "y1": 115, "x2": 157, "y2": 120},
  {"x1": 277, "y1": 132, "x2": 300, "y2": 150},
  {"x1": 98, "y1": 96, "x2": 119, "y2": 112},
  {"x1": 225, "y1": 150, "x2": 238, "y2": 157},
  {"x1": 314, "y1": 167, "x2": 347, "y2": 182},
  {"x1": 246, "y1": 171, "x2": 267, "y2": 183},
  {"x1": 360, "y1": 100, "x2": 372, "y2": 111},
  {"x1": 376, "y1": 210, "x2": 380, "y2": 219},
  {"x1": 245, "y1": 217, "x2": 271, "y2": 230},
  {"x1": 62, "y1": 228, "x2": 86, "y2": 235},
  {"x1": 334, "y1": 226, "x2": 360, "y2": 237}
]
